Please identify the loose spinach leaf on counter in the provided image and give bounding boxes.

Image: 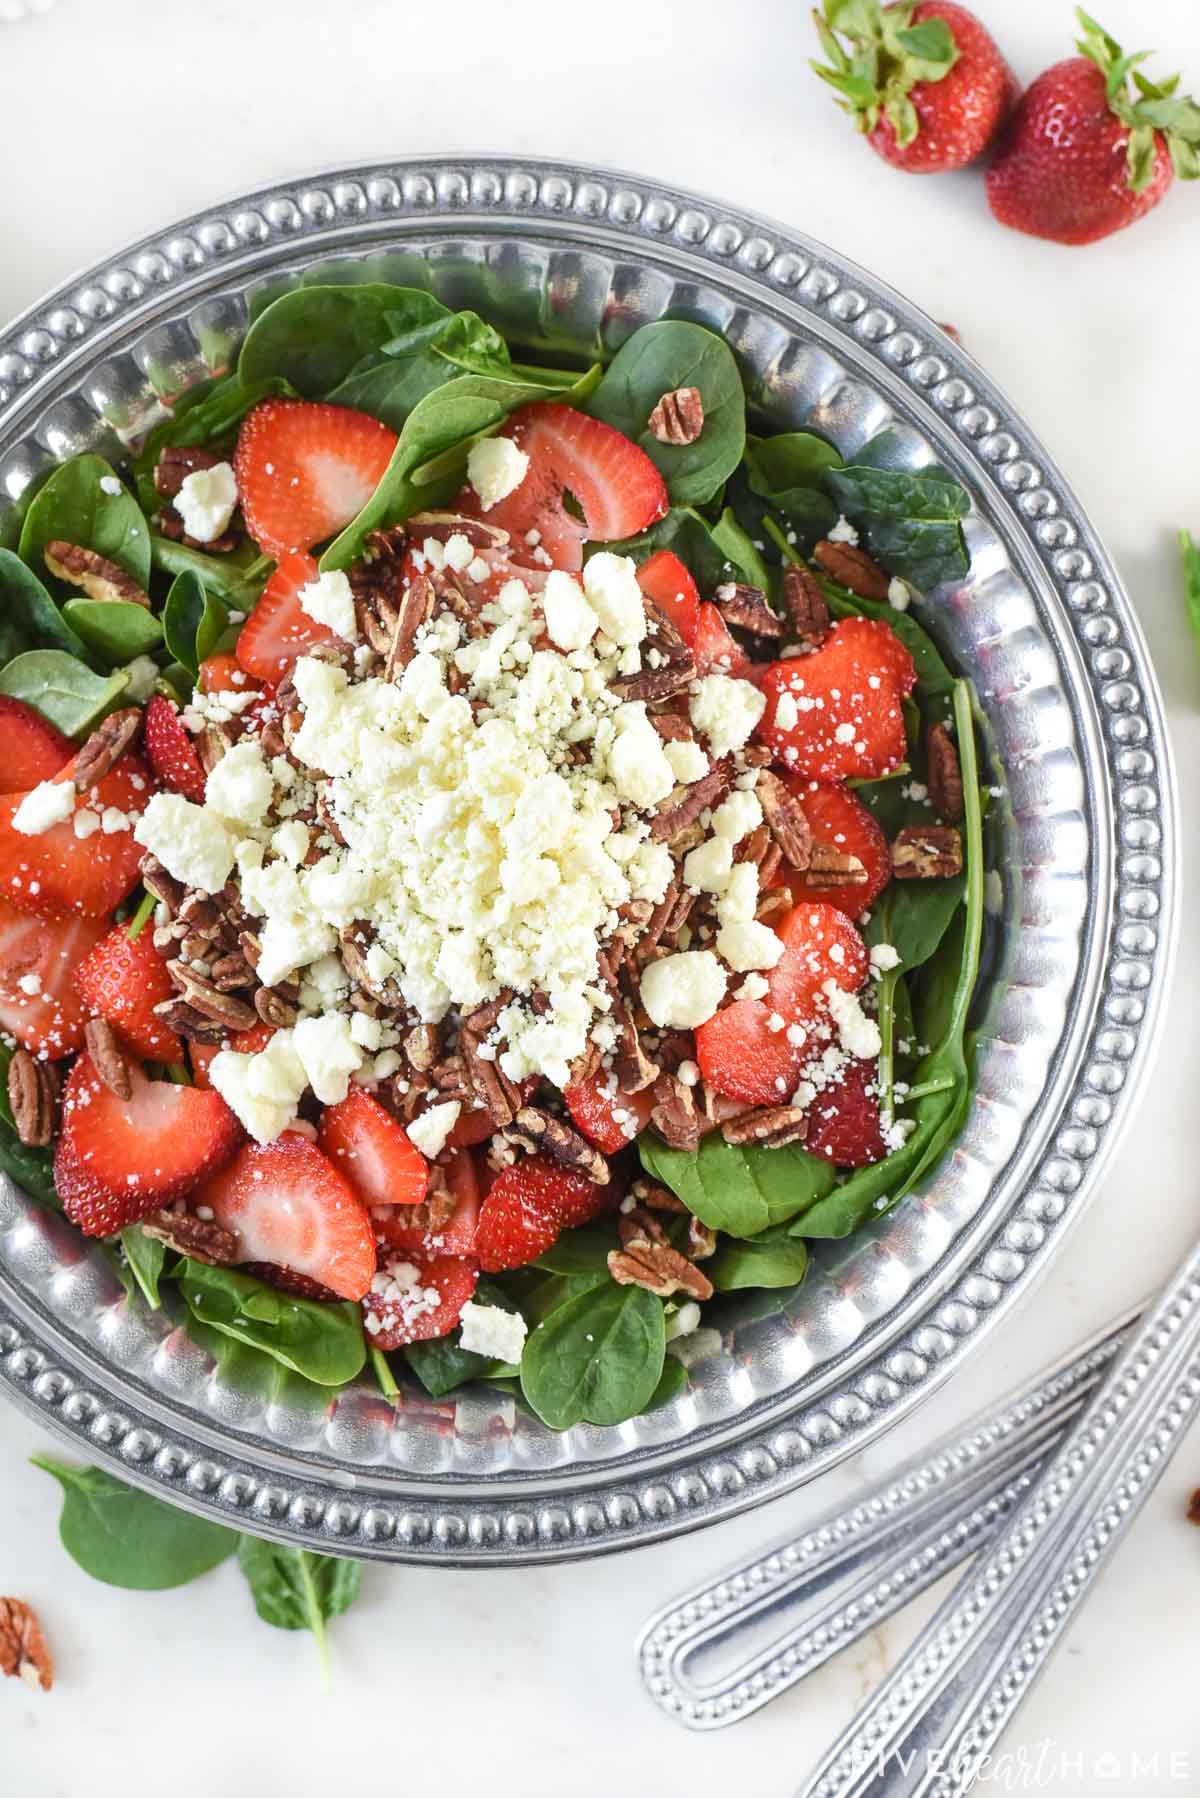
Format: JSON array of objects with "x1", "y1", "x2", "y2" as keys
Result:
[
  {"x1": 162, "y1": 568, "x2": 229, "y2": 678},
  {"x1": 824, "y1": 464, "x2": 970, "y2": 591},
  {"x1": 237, "y1": 1537, "x2": 361, "y2": 1690},
  {"x1": 588, "y1": 320, "x2": 745, "y2": 507},
  {"x1": 708, "y1": 1225, "x2": 811, "y2": 1292},
  {"x1": 0, "y1": 1043, "x2": 58, "y2": 1208},
  {"x1": 31, "y1": 1456, "x2": 238, "y2": 1590},
  {"x1": 0, "y1": 650, "x2": 131, "y2": 739},
  {"x1": 520, "y1": 1279, "x2": 666, "y2": 1429},
  {"x1": 61, "y1": 598, "x2": 163, "y2": 664},
  {"x1": 19, "y1": 454, "x2": 151, "y2": 591},
  {"x1": 179, "y1": 1260, "x2": 366, "y2": 1386},
  {"x1": 639, "y1": 1131, "x2": 836, "y2": 1238},
  {"x1": 0, "y1": 549, "x2": 94, "y2": 664},
  {"x1": 1182, "y1": 529, "x2": 1200, "y2": 654}
]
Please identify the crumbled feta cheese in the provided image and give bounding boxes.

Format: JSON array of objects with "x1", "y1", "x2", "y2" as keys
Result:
[
  {"x1": 12, "y1": 780, "x2": 75, "y2": 836},
  {"x1": 204, "y1": 740, "x2": 274, "y2": 829},
  {"x1": 683, "y1": 835, "x2": 734, "y2": 895},
  {"x1": 121, "y1": 654, "x2": 159, "y2": 703},
  {"x1": 663, "y1": 739, "x2": 709, "y2": 785},
  {"x1": 17, "y1": 973, "x2": 42, "y2": 996},
  {"x1": 542, "y1": 571, "x2": 599, "y2": 652},
  {"x1": 711, "y1": 789, "x2": 763, "y2": 843},
  {"x1": 291, "y1": 1012, "x2": 364, "y2": 1105},
  {"x1": 72, "y1": 808, "x2": 101, "y2": 840},
  {"x1": 134, "y1": 793, "x2": 237, "y2": 893},
  {"x1": 608, "y1": 709, "x2": 675, "y2": 807},
  {"x1": 738, "y1": 972, "x2": 770, "y2": 1000},
  {"x1": 99, "y1": 474, "x2": 123, "y2": 497},
  {"x1": 271, "y1": 820, "x2": 311, "y2": 866},
  {"x1": 774, "y1": 691, "x2": 799, "y2": 733},
  {"x1": 824, "y1": 978, "x2": 882, "y2": 1058},
  {"x1": 442, "y1": 533, "x2": 474, "y2": 573},
  {"x1": 175, "y1": 461, "x2": 238, "y2": 544},
  {"x1": 467, "y1": 436, "x2": 529, "y2": 510},
  {"x1": 870, "y1": 942, "x2": 901, "y2": 972},
  {"x1": 297, "y1": 568, "x2": 358, "y2": 641},
  {"x1": 887, "y1": 577, "x2": 911, "y2": 612},
  {"x1": 458, "y1": 1301, "x2": 528, "y2": 1362},
  {"x1": 689, "y1": 675, "x2": 766, "y2": 755},
  {"x1": 209, "y1": 1030, "x2": 307, "y2": 1144},
  {"x1": 827, "y1": 514, "x2": 859, "y2": 546},
  {"x1": 407, "y1": 1100, "x2": 461, "y2": 1160},
  {"x1": 716, "y1": 920, "x2": 785, "y2": 972},
  {"x1": 640, "y1": 951, "x2": 727, "y2": 1029},
  {"x1": 716, "y1": 862, "x2": 759, "y2": 926},
  {"x1": 581, "y1": 553, "x2": 647, "y2": 647}
]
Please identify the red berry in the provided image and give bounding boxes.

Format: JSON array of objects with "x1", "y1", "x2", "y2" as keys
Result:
[
  {"x1": 635, "y1": 551, "x2": 701, "y2": 644},
  {"x1": 0, "y1": 754, "x2": 155, "y2": 919},
  {"x1": 234, "y1": 551, "x2": 334, "y2": 683},
  {"x1": 0, "y1": 698, "x2": 73, "y2": 793},
  {"x1": 234, "y1": 399, "x2": 397, "y2": 557},
  {"x1": 757, "y1": 618, "x2": 915, "y2": 781},
  {"x1": 805, "y1": 1057, "x2": 887, "y2": 1167},
  {"x1": 0, "y1": 897, "x2": 108, "y2": 1058},
  {"x1": 694, "y1": 602, "x2": 754, "y2": 679},
  {"x1": 565, "y1": 1072, "x2": 654, "y2": 1155},
  {"x1": 782, "y1": 780, "x2": 892, "y2": 917},
  {"x1": 73, "y1": 923, "x2": 183, "y2": 1062},
  {"x1": 474, "y1": 1155, "x2": 609, "y2": 1272},
  {"x1": 142, "y1": 696, "x2": 207, "y2": 804},
  {"x1": 375, "y1": 1148, "x2": 481, "y2": 1260},
  {"x1": 362, "y1": 1252, "x2": 478, "y2": 1349},
  {"x1": 318, "y1": 1087, "x2": 428, "y2": 1210}
]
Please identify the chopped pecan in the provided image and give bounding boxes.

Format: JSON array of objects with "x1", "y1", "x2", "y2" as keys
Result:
[
  {"x1": 636, "y1": 882, "x2": 693, "y2": 966},
  {"x1": 649, "y1": 1073, "x2": 702, "y2": 1152},
  {"x1": 713, "y1": 581, "x2": 784, "y2": 638},
  {"x1": 403, "y1": 1022, "x2": 442, "y2": 1074},
  {"x1": 612, "y1": 1001, "x2": 658, "y2": 1095},
  {"x1": 397, "y1": 1171, "x2": 459, "y2": 1236},
  {"x1": 722, "y1": 1105, "x2": 810, "y2": 1147},
  {"x1": 341, "y1": 923, "x2": 403, "y2": 1007},
  {"x1": 153, "y1": 443, "x2": 221, "y2": 498},
  {"x1": 629, "y1": 1179, "x2": 687, "y2": 1214},
  {"x1": 43, "y1": 541, "x2": 151, "y2": 609},
  {"x1": 460, "y1": 1028, "x2": 523, "y2": 1129},
  {"x1": 157, "y1": 505, "x2": 237, "y2": 555},
  {"x1": 461, "y1": 991, "x2": 513, "y2": 1035},
  {"x1": 506, "y1": 1106, "x2": 610, "y2": 1184},
  {"x1": 608, "y1": 1232, "x2": 712, "y2": 1301},
  {"x1": 141, "y1": 1207, "x2": 239, "y2": 1265},
  {"x1": 755, "y1": 884, "x2": 793, "y2": 921},
  {"x1": 812, "y1": 539, "x2": 890, "y2": 602},
  {"x1": 735, "y1": 824, "x2": 782, "y2": 889},
  {"x1": 196, "y1": 720, "x2": 236, "y2": 775},
  {"x1": 647, "y1": 385, "x2": 704, "y2": 446},
  {"x1": 84, "y1": 1017, "x2": 132, "y2": 1099},
  {"x1": 757, "y1": 769, "x2": 814, "y2": 871},
  {"x1": 891, "y1": 825, "x2": 963, "y2": 879},
  {"x1": 141, "y1": 857, "x2": 187, "y2": 915},
  {"x1": 648, "y1": 711, "x2": 695, "y2": 742},
  {"x1": 70, "y1": 708, "x2": 142, "y2": 792},
  {"x1": 649, "y1": 756, "x2": 734, "y2": 843},
  {"x1": 927, "y1": 722, "x2": 965, "y2": 823},
  {"x1": 429, "y1": 564, "x2": 489, "y2": 639},
  {"x1": 152, "y1": 998, "x2": 228, "y2": 1044},
  {"x1": 428, "y1": 1053, "x2": 472, "y2": 1103},
  {"x1": 6, "y1": 1051, "x2": 57, "y2": 1147},
  {"x1": 255, "y1": 985, "x2": 299, "y2": 1029},
  {"x1": 611, "y1": 602, "x2": 695, "y2": 702},
  {"x1": 208, "y1": 950, "x2": 255, "y2": 993},
  {"x1": 798, "y1": 843, "x2": 868, "y2": 887},
  {"x1": 780, "y1": 563, "x2": 831, "y2": 643},
  {"x1": 407, "y1": 512, "x2": 509, "y2": 550},
  {"x1": 0, "y1": 1598, "x2": 53, "y2": 1693},
  {"x1": 687, "y1": 1216, "x2": 718, "y2": 1259},
  {"x1": 167, "y1": 961, "x2": 258, "y2": 1030}
]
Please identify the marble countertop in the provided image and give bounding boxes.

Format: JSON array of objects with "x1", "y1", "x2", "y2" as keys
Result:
[{"x1": 3, "y1": 1, "x2": 1199, "y2": 1790}]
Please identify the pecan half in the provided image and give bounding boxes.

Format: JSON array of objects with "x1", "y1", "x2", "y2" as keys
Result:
[
  {"x1": 687, "y1": 1216, "x2": 718, "y2": 1259},
  {"x1": 798, "y1": 843, "x2": 868, "y2": 887},
  {"x1": 397, "y1": 1170, "x2": 459, "y2": 1236},
  {"x1": 0, "y1": 1598, "x2": 53, "y2": 1692},
  {"x1": 611, "y1": 602, "x2": 695, "y2": 703},
  {"x1": 757, "y1": 769, "x2": 814, "y2": 871},
  {"x1": 722, "y1": 1105, "x2": 810, "y2": 1147},
  {"x1": 407, "y1": 512, "x2": 509, "y2": 550},
  {"x1": 608, "y1": 1231, "x2": 713, "y2": 1300},
  {"x1": 927, "y1": 722, "x2": 965, "y2": 823},
  {"x1": 403, "y1": 1022, "x2": 442, "y2": 1074},
  {"x1": 649, "y1": 1073, "x2": 702, "y2": 1152},
  {"x1": 43, "y1": 541, "x2": 151, "y2": 609},
  {"x1": 628, "y1": 1179, "x2": 687, "y2": 1214},
  {"x1": 153, "y1": 443, "x2": 221, "y2": 498},
  {"x1": 152, "y1": 998, "x2": 229, "y2": 1044},
  {"x1": 649, "y1": 756, "x2": 734, "y2": 843},
  {"x1": 506, "y1": 1106, "x2": 610, "y2": 1184},
  {"x1": 255, "y1": 985, "x2": 299, "y2": 1029},
  {"x1": 166, "y1": 961, "x2": 258, "y2": 1030},
  {"x1": 647, "y1": 385, "x2": 704, "y2": 446},
  {"x1": 713, "y1": 582, "x2": 784, "y2": 638},
  {"x1": 70, "y1": 708, "x2": 142, "y2": 792},
  {"x1": 891, "y1": 825, "x2": 964, "y2": 879},
  {"x1": 84, "y1": 1017, "x2": 132, "y2": 1099},
  {"x1": 460, "y1": 1028, "x2": 523, "y2": 1129},
  {"x1": 780, "y1": 563, "x2": 831, "y2": 643},
  {"x1": 208, "y1": 949, "x2": 256, "y2": 993},
  {"x1": 812, "y1": 539, "x2": 890, "y2": 602},
  {"x1": 141, "y1": 1207, "x2": 239, "y2": 1265},
  {"x1": 6, "y1": 1051, "x2": 57, "y2": 1147},
  {"x1": 612, "y1": 1001, "x2": 659, "y2": 1095},
  {"x1": 648, "y1": 711, "x2": 695, "y2": 743}
]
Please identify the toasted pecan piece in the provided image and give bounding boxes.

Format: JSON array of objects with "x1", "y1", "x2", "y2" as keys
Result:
[
  {"x1": 84, "y1": 1017, "x2": 132, "y2": 1100},
  {"x1": 6, "y1": 1051, "x2": 57, "y2": 1148},
  {"x1": 757, "y1": 769, "x2": 814, "y2": 871},
  {"x1": 506, "y1": 1106, "x2": 610, "y2": 1183},
  {"x1": 0, "y1": 1598, "x2": 53, "y2": 1692},
  {"x1": 141, "y1": 1207, "x2": 240, "y2": 1266},
  {"x1": 891, "y1": 825, "x2": 963, "y2": 879},
  {"x1": 44, "y1": 541, "x2": 150, "y2": 609},
  {"x1": 70, "y1": 708, "x2": 143, "y2": 792},
  {"x1": 722, "y1": 1105, "x2": 810, "y2": 1147},
  {"x1": 812, "y1": 538, "x2": 890, "y2": 602},
  {"x1": 713, "y1": 581, "x2": 784, "y2": 639},
  {"x1": 780, "y1": 563, "x2": 831, "y2": 643},
  {"x1": 927, "y1": 722, "x2": 965, "y2": 823},
  {"x1": 649, "y1": 756, "x2": 734, "y2": 843},
  {"x1": 647, "y1": 385, "x2": 704, "y2": 446}
]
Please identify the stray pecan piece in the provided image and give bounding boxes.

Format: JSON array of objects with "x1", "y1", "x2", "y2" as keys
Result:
[
  {"x1": 141, "y1": 1207, "x2": 240, "y2": 1265},
  {"x1": 649, "y1": 756, "x2": 734, "y2": 843},
  {"x1": 757, "y1": 769, "x2": 814, "y2": 871},
  {"x1": 70, "y1": 707, "x2": 143, "y2": 793},
  {"x1": 6, "y1": 1051, "x2": 58, "y2": 1147},
  {"x1": 722, "y1": 1105, "x2": 810, "y2": 1147},
  {"x1": 780, "y1": 563, "x2": 831, "y2": 643},
  {"x1": 1188, "y1": 1488, "x2": 1200, "y2": 1526},
  {"x1": 647, "y1": 385, "x2": 704, "y2": 446},
  {"x1": 891, "y1": 825, "x2": 963, "y2": 879},
  {"x1": 713, "y1": 582, "x2": 784, "y2": 639},
  {"x1": 650, "y1": 1073, "x2": 702, "y2": 1153},
  {"x1": 43, "y1": 541, "x2": 151, "y2": 609},
  {"x1": 927, "y1": 722, "x2": 965, "y2": 823},
  {"x1": 812, "y1": 538, "x2": 890, "y2": 602},
  {"x1": 84, "y1": 1017, "x2": 132, "y2": 1099},
  {"x1": 506, "y1": 1106, "x2": 610, "y2": 1183},
  {"x1": 608, "y1": 1231, "x2": 713, "y2": 1301},
  {"x1": 0, "y1": 1598, "x2": 53, "y2": 1692}
]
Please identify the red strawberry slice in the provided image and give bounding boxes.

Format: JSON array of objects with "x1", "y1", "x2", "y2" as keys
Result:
[
  {"x1": 234, "y1": 399, "x2": 397, "y2": 558},
  {"x1": 0, "y1": 698, "x2": 73, "y2": 794},
  {"x1": 0, "y1": 754, "x2": 155, "y2": 919},
  {"x1": 694, "y1": 602, "x2": 754, "y2": 678},
  {"x1": 444, "y1": 1102, "x2": 496, "y2": 1150},
  {"x1": 189, "y1": 1022, "x2": 274, "y2": 1089},
  {"x1": 195, "y1": 1133, "x2": 376, "y2": 1302},
  {"x1": 783, "y1": 780, "x2": 891, "y2": 917},
  {"x1": 474, "y1": 1155, "x2": 609, "y2": 1272},
  {"x1": 804, "y1": 1057, "x2": 886, "y2": 1167},
  {"x1": 636, "y1": 551, "x2": 701, "y2": 645},
  {"x1": 362, "y1": 1251, "x2": 478, "y2": 1349},
  {"x1": 465, "y1": 403, "x2": 668, "y2": 571},
  {"x1": 565, "y1": 1072, "x2": 654, "y2": 1155},
  {"x1": 0, "y1": 898, "x2": 108, "y2": 1058},
  {"x1": 143, "y1": 696, "x2": 207, "y2": 805},
  {"x1": 55, "y1": 1053, "x2": 243, "y2": 1236},
  {"x1": 73, "y1": 923, "x2": 183, "y2": 1063},
  {"x1": 318, "y1": 1087, "x2": 428, "y2": 1209},
  {"x1": 234, "y1": 551, "x2": 336, "y2": 683},
  {"x1": 757, "y1": 618, "x2": 915, "y2": 780},
  {"x1": 696, "y1": 901, "x2": 869, "y2": 1106},
  {"x1": 198, "y1": 652, "x2": 262, "y2": 697},
  {"x1": 375, "y1": 1147, "x2": 480, "y2": 1259}
]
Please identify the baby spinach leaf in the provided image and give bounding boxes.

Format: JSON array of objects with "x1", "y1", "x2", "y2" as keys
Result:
[
  {"x1": 865, "y1": 874, "x2": 964, "y2": 975},
  {"x1": 731, "y1": 432, "x2": 843, "y2": 553},
  {"x1": 31, "y1": 1456, "x2": 238, "y2": 1590},
  {"x1": 603, "y1": 505, "x2": 763, "y2": 595},
  {"x1": 710, "y1": 507, "x2": 774, "y2": 593},
  {"x1": 150, "y1": 535, "x2": 272, "y2": 610},
  {"x1": 0, "y1": 549, "x2": 94, "y2": 664},
  {"x1": 520, "y1": 1280, "x2": 665, "y2": 1429},
  {"x1": 401, "y1": 1275, "x2": 524, "y2": 1397},
  {"x1": 588, "y1": 321, "x2": 746, "y2": 506},
  {"x1": 179, "y1": 1260, "x2": 366, "y2": 1386},
  {"x1": 648, "y1": 1353, "x2": 689, "y2": 1409},
  {"x1": 1182, "y1": 529, "x2": 1200, "y2": 655},
  {"x1": 823, "y1": 465, "x2": 970, "y2": 591},
  {"x1": 0, "y1": 651, "x2": 130, "y2": 739},
  {"x1": 531, "y1": 1220, "x2": 618, "y2": 1276},
  {"x1": 0, "y1": 1043, "x2": 58, "y2": 1207},
  {"x1": 239, "y1": 283, "x2": 451, "y2": 396},
  {"x1": 162, "y1": 569, "x2": 228, "y2": 679},
  {"x1": 236, "y1": 1536, "x2": 361, "y2": 1689},
  {"x1": 639, "y1": 1131, "x2": 835, "y2": 1238},
  {"x1": 747, "y1": 431, "x2": 843, "y2": 492},
  {"x1": 119, "y1": 1225, "x2": 167, "y2": 1309},
  {"x1": 132, "y1": 373, "x2": 297, "y2": 513},
  {"x1": 708, "y1": 1225, "x2": 810, "y2": 1291},
  {"x1": 61, "y1": 599, "x2": 163, "y2": 664},
  {"x1": 19, "y1": 454, "x2": 151, "y2": 591}
]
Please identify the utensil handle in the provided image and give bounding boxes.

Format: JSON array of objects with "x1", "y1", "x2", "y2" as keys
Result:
[
  {"x1": 637, "y1": 1306, "x2": 1139, "y2": 1729},
  {"x1": 800, "y1": 1246, "x2": 1200, "y2": 1798}
]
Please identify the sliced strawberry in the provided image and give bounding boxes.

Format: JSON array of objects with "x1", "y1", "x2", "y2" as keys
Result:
[
  {"x1": 143, "y1": 694, "x2": 206, "y2": 804},
  {"x1": 694, "y1": 602, "x2": 754, "y2": 678},
  {"x1": 198, "y1": 652, "x2": 262, "y2": 697},
  {"x1": 0, "y1": 898, "x2": 108, "y2": 1058},
  {"x1": 565, "y1": 1072, "x2": 654, "y2": 1155},
  {"x1": 636, "y1": 551, "x2": 701, "y2": 645},
  {"x1": 73, "y1": 923, "x2": 183, "y2": 1062},
  {"x1": 375, "y1": 1147, "x2": 481, "y2": 1259},
  {"x1": 696, "y1": 901, "x2": 869, "y2": 1105},
  {"x1": 783, "y1": 780, "x2": 892, "y2": 917},
  {"x1": 757, "y1": 618, "x2": 915, "y2": 780},
  {"x1": 0, "y1": 698, "x2": 73, "y2": 793},
  {"x1": 55, "y1": 1054, "x2": 243, "y2": 1236},
  {"x1": 804, "y1": 1058, "x2": 886, "y2": 1167},
  {"x1": 444, "y1": 1102, "x2": 496, "y2": 1150},
  {"x1": 234, "y1": 551, "x2": 335, "y2": 683},
  {"x1": 362, "y1": 1252, "x2": 478, "y2": 1349},
  {"x1": 0, "y1": 754, "x2": 154, "y2": 919},
  {"x1": 318, "y1": 1088, "x2": 427, "y2": 1209},
  {"x1": 234, "y1": 399, "x2": 397, "y2": 558},
  {"x1": 195, "y1": 1133, "x2": 376, "y2": 1302},
  {"x1": 466, "y1": 403, "x2": 668, "y2": 571},
  {"x1": 474, "y1": 1155, "x2": 608, "y2": 1272},
  {"x1": 189, "y1": 1023, "x2": 275, "y2": 1089}
]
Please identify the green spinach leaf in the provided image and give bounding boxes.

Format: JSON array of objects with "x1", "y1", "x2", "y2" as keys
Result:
[
  {"x1": 708, "y1": 1225, "x2": 810, "y2": 1291},
  {"x1": 402, "y1": 1275, "x2": 525, "y2": 1398},
  {"x1": 603, "y1": 505, "x2": 764, "y2": 595},
  {"x1": 179, "y1": 1260, "x2": 366, "y2": 1385},
  {"x1": 150, "y1": 535, "x2": 272, "y2": 610},
  {"x1": 588, "y1": 321, "x2": 745, "y2": 506},
  {"x1": 639, "y1": 1131, "x2": 835, "y2": 1238},
  {"x1": 162, "y1": 569, "x2": 228, "y2": 679},
  {"x1": 236, "y1": 1536, "x2": 361, "y2": 1689},
  {"x1": 0, "y1": 550, "x2": 94, "y2": 664},
  {"x1": 19, "y1": 454, "x2": 151, "y2": 591},
  {"x1": 1182, "y1": 529, "x2": 1200, "y2": 654},
  {"x1": 61, "y1": 599, "x2": 162, "y2": 664},
  {"x1": 520, "y1": 1280, "x2": 665, "y2": 1429},
  {"x1": 731, "y1": 432, "x2": 842, "y2": 552},
  {"x1": 0, "y1": 651, "x2": 130, "y2": 739},
  {"x1": 823, "y1": 465, "x2": 970, "y2": 591},
  {"x1": 132, "y1": 373, "x2": 296, "y2": 514},
  {"x1": 239, "y1": 283, "x2": 451, "y2": 397},
  {"x1": 119, "y1": 1225, "x2": 167, "y2": 1309},
  {"x1": 531, "y1": 1220, "x2": 619, "y2": 1276},
  {"x1": 31, "y1": 1456, "x2": 238, "y2": 1589}
]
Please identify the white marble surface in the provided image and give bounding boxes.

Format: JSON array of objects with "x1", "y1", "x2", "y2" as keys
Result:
[{"x1": 3, "y1": 1, "x2": 1200, "y2": 1790}]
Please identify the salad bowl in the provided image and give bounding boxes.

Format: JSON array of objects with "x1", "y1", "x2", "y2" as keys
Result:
[{"x1": 0, "y1": 157, "x2": 1176, "y2": 1563}]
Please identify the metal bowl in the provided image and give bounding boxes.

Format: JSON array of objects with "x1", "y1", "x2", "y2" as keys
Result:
[{"x1": 0, "y1": 158, "x2": 1176, "y2": 1564}]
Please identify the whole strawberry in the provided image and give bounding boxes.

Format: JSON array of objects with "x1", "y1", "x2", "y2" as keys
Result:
[
  {"x1": 987, "y1": 9, "x2": 1200, "y2": 245},
  {"x1": 811, "y1": 0, "x2": 1015, "y2": 173}
]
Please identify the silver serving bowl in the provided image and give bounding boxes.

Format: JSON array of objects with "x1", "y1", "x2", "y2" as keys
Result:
[{"x1": 0, "y1": 158, "x2": 1177, "y2": 1564}]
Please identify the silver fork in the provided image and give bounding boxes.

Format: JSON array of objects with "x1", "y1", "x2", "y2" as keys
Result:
[{"x1": 638, "y1": 1305, "x2": 1141, "y2": 1729}]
